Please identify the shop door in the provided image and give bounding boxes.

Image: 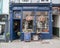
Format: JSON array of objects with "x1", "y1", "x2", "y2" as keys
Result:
[{"x1": 13, "y1": 11, "x2": 21, "y2": 39}]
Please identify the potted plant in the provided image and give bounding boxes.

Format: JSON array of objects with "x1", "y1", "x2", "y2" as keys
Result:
[
  {"x1": 17, "y1": 32, "x2": 21, "y2": 41},
  {"x1": 6, "y1": 32, "x2": 10, "y2": 42},
  {"x1": 17, "y1": 32, "x2": 21, "y2": 36}
]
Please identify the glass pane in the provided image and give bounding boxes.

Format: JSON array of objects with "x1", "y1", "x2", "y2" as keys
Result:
[
  {"x1": 14, "y1": 11, "x2": 21, "y2": 19},
  {"x1": 36, "y1": 11, "x2": 49, "y2": 33},
  {"x1": 22, "y1": 11, "x2": 34, "y2": 32}
]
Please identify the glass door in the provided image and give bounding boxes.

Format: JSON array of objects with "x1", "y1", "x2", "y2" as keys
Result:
[{"x1": 36, "y1": 11, "x2": 49, "y2": 33}]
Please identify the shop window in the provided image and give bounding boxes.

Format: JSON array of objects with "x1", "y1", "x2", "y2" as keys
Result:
[
  {"x1": 36, "y1": 11, "x2": 49, "y2": 33},
  {"x1": 22, "y1": 11, "x2": 34, "y2": 32}
]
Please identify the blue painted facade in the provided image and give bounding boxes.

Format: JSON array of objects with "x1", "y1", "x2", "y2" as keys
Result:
[{"x1": 10, "y1": 3, "x2": 52, "y2": 41}]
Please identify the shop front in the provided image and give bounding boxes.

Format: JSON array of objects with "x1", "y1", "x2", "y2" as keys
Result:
[{"x1": 10, "y1": 3, "x2": 52, "y2": 41}]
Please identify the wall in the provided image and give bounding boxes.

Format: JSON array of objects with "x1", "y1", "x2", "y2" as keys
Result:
[
  {"x1": 52, "y1": 0, "x2": 60, "y2": 4},
  {"x1": 2, "y1": 0, "x2": 9, "y2": 14},
  {"x1": 0, "y1": 0, "x2": 3, "y2": 14},
  {"x1": 2, "y1": 0, "x2": 60, "y2": 14}
]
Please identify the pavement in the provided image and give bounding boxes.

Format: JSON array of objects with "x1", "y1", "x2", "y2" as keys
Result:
[{"x1": 0, "y1": 37, "x2": 60, "y2": 48}]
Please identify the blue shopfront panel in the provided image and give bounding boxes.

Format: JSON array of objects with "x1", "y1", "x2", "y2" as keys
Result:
[
  {"x1": 39, "y1": 33, "x2": 52, "y2": 39},
  {"x1": 24, "y1": 33, "x2": 31, "y2": 41}
]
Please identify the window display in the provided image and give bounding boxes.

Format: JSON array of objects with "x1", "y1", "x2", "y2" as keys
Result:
[
  {"x1": 22, "y1": 11, "x2": 34, "y2": 32},
  {"x1": 36, "y1": 11, "x2": 49, "y2": 33}
]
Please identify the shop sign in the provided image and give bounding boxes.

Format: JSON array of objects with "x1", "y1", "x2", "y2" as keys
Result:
[{"x1": 13, "y1": 7, "x2": 49, "y2": 10}]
